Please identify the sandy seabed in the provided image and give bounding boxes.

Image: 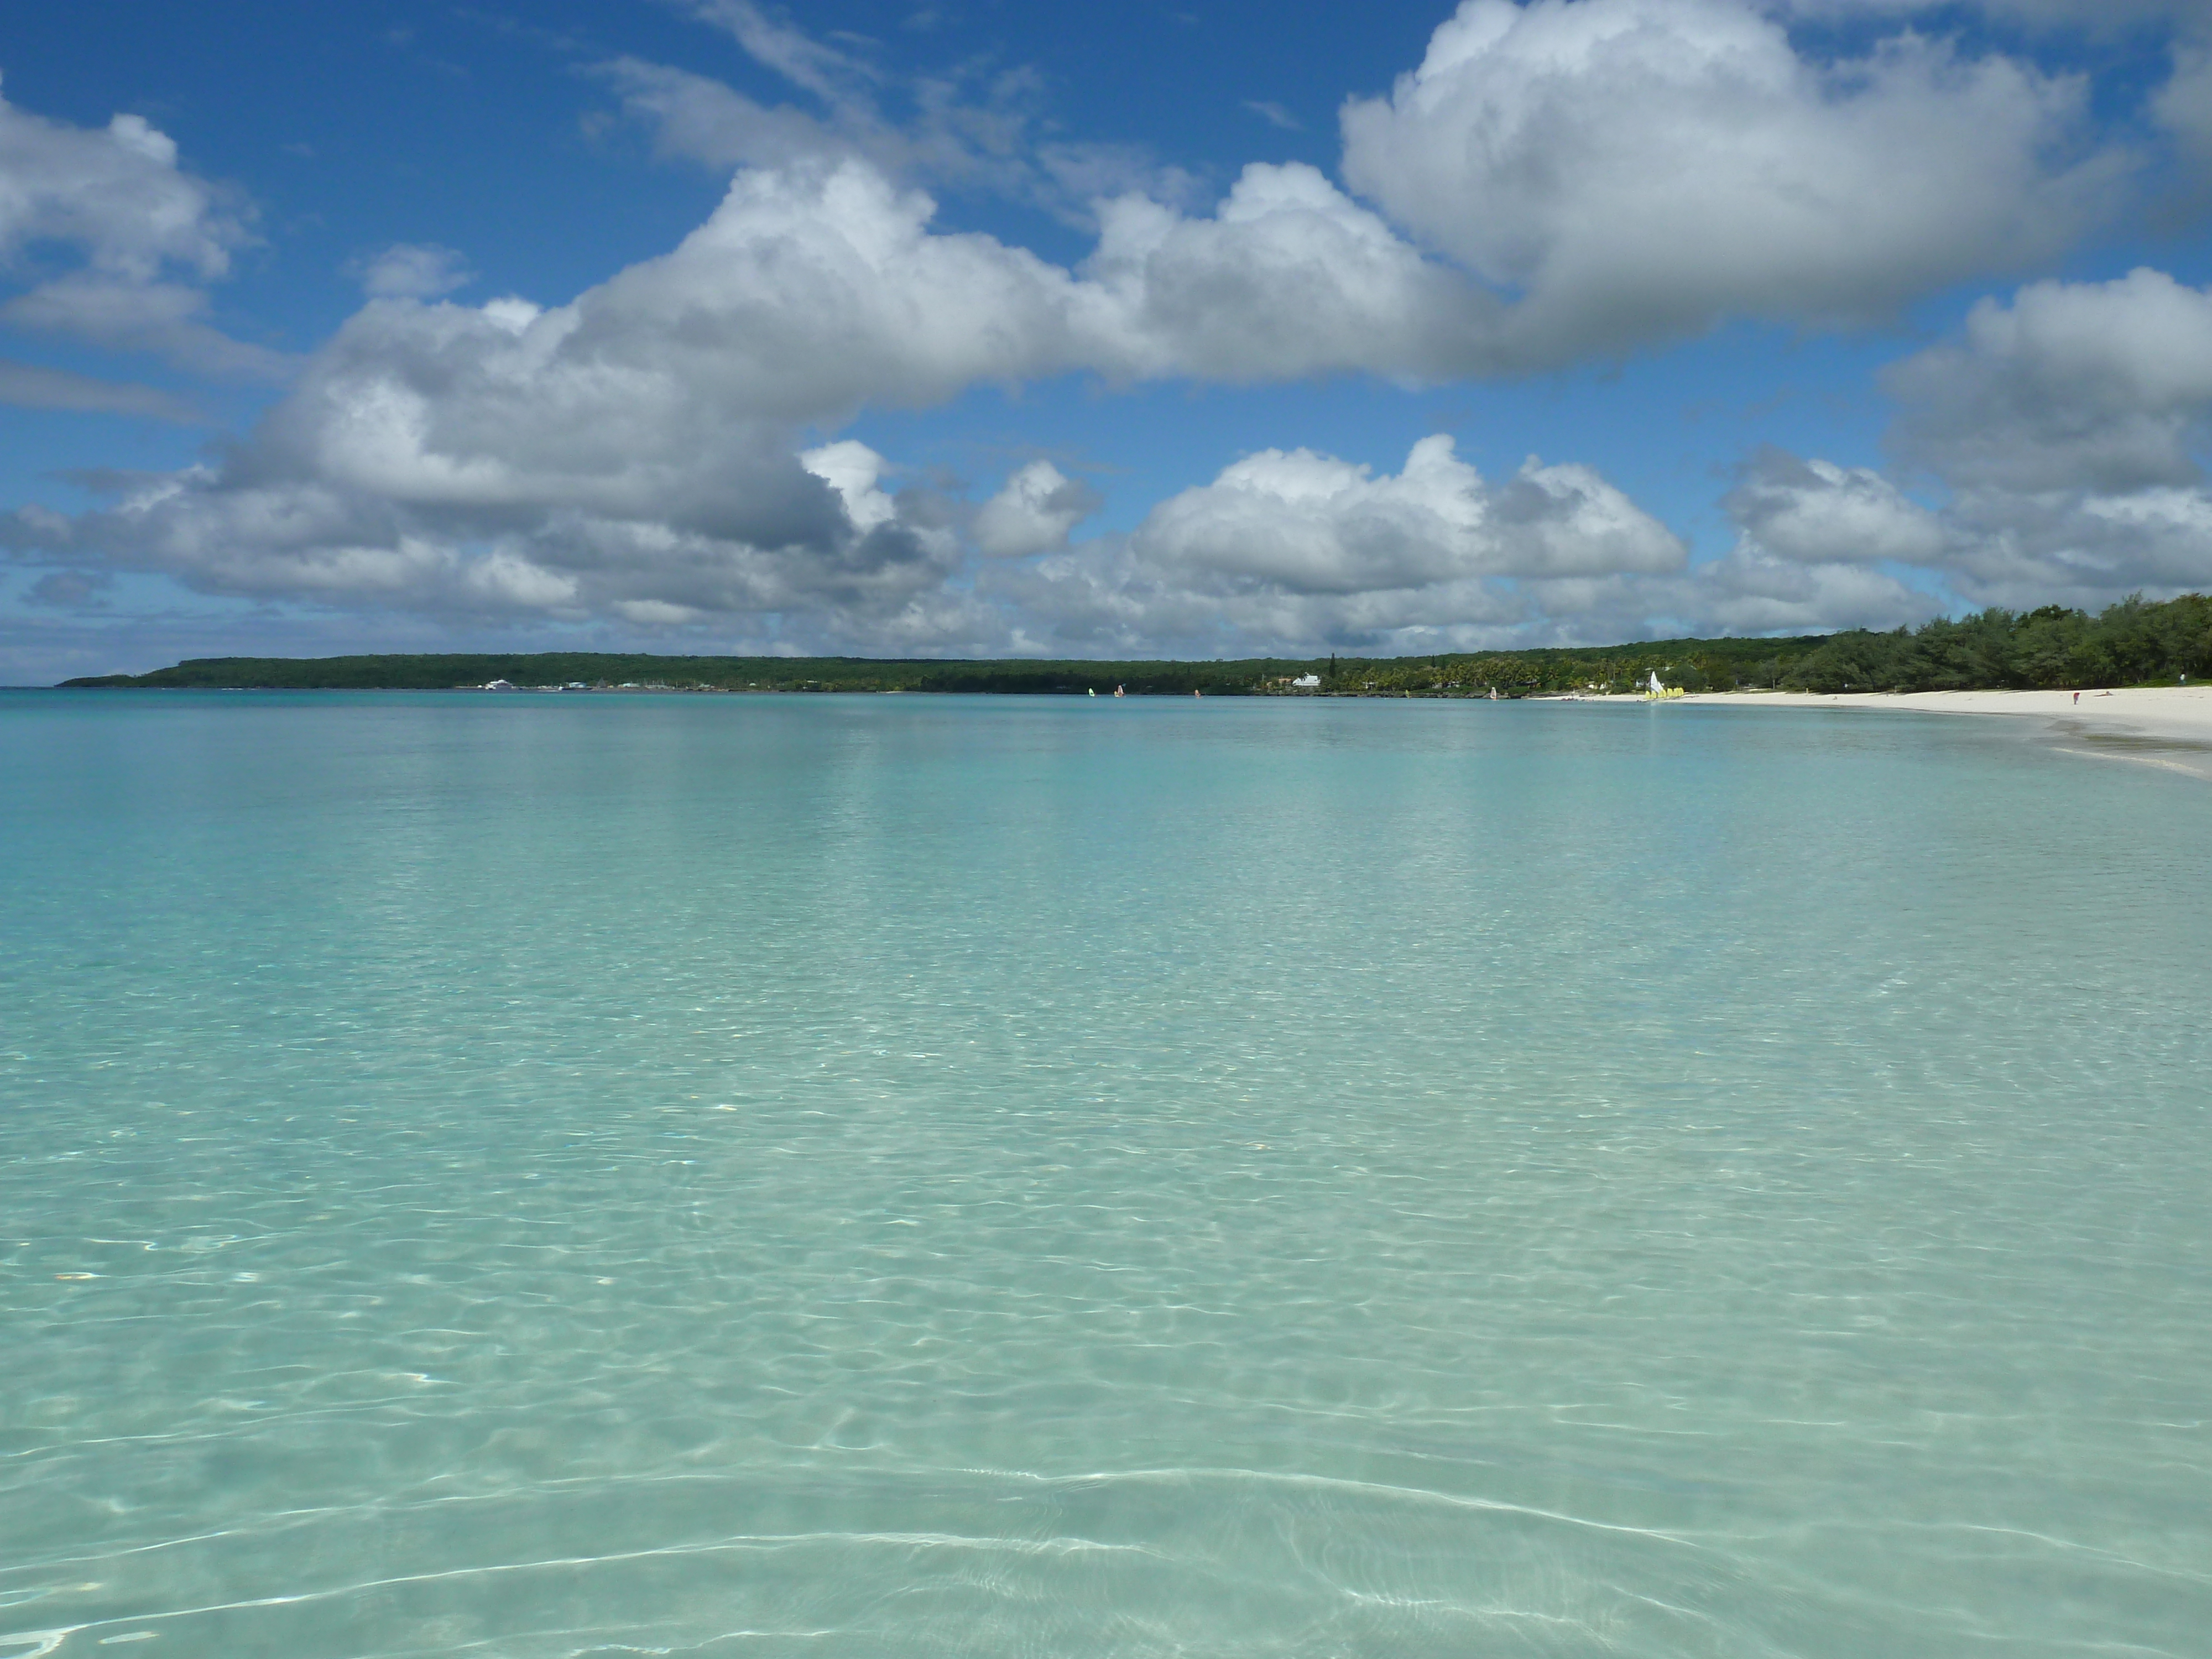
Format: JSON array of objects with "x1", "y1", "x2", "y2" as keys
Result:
[{"x1": 1583, "y1": 685, "x2": 2212, "y2": 780}]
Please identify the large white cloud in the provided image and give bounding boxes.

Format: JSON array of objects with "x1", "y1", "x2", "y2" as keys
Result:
[
  {"x1": 30, "y1": 247, "x2": 2212, "y2": 655},
  {"x1": 1340, "y1": 0, "x2": 2121, "y2": 364},
  {"x1": 1885, "y1": 270, "x2": 2212, "y2": 606},
  {"x1": 1678, "y1": 545, "x2": 1942, "y2": 635},
  {"x1": 1720, "y1": 269, "x2": 2212, "y2": 613},
  {"x1": 0, "y1": 151, "x2": 1514, "y2": 636},
  {"x1": 0, "y1": 79, "x2": 285, "y2": 386},
  {"x1": 1933, "y1": 485, "x2": 2212, "y2": 611},
  {"x1": 1130, "y1": 435, "x2": 1683, "y2": 594},
  {"x1": 971, "y1": 433, "x2": 1965, "y2": 656},
  {"x1": 1082, "y1": 164, "x2": 1503, "y2": 379},
  {"x1": 608, "y1": 0, "x2": 2160, "y2": 382},
  {"x1": 3, "y1": 434, "x2": 976, "y2": 641},
  {"x1": 967, "y1": 437, "x2": 1717, "y2": 656},
  {"x1": 8, "y1": 6, "x2": 2211, "y2": 667},
  {"x1": 1725, "y1": 450, "x2": 1948, "y2": 566},
  {"x1": 0, "y1": 87, "x2": 238, "y2": 280},
  {"x1": 1886, "y1": 267, "x2": 2212, "y2": 494},
  {"x1": 537, "y1": 156, "x2": 1494, "y2": 416}
]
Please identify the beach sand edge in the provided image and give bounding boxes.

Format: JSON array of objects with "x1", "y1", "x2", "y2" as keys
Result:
[{"x1": 1617, "y1": 685, "x2": 2212, "y2": 781}]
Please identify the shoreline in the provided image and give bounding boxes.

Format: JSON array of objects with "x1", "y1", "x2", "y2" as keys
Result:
[{"x1": 1613, "y1": 685, "x2": 2212, "y2": 780}]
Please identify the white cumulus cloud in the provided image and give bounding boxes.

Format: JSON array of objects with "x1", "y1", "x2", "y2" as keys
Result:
[
  {"x1": 1721, "y1": 268, "x2": 2212, "y2": 614},
  {"x1": 0, "y1": 78, "x2": 286, "y2": 383},
  {"x1": 1692, "y1": 546, "x2": 1943, "y2": 634},
  {"x1": 974, "y1": 460, "x2": 1100, "y2": 558},
  {"x1": 1725, "y1": 450, "x2": 1948, "y2": 566},
  {"x1": 963, "y1": 436, "x2": 1706, "y2": 658},
  {"x1": 1340, "y1": 0, "x2": 2121, "y2": 364},
  {"x1": 1887, "y1": 267, "x2": 2212, "y2": 494},
  {"x1": 0, "y1": 87, "x2": 241, "y2": 279},
  {"x1": 8, "y1": 17, "x2": 2209, "y2": 661},
  {"x1": 1130, "y1": 435, "x2": 1683, "y2": 596},
  {"x1": 0, "y1": 149, "x2": 1519, "y2": 639}
]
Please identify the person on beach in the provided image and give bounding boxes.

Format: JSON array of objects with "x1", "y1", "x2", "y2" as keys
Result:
[{"x1": 2075, "y1": 691, "x2": 2080, "y2": 704}]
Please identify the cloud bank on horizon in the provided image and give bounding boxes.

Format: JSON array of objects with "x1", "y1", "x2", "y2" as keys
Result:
[{"x1": 4, "y1": 0, "x2": 2212, "y2": 676}]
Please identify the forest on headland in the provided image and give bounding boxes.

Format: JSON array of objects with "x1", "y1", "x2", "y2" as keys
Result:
[{"x1": 59, "y1": 593, "x2": 2211, "y2": 697}]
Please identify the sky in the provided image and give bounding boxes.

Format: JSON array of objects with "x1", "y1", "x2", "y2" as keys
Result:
[{"x1": 3, "y1": 0, "x2": 2211, "y2": 681}]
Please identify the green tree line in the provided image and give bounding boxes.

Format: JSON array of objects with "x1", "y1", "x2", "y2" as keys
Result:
[
  {"x1": 1773, "y1": 594, "x2": 2211, "y2": 692},
  {"x1": 58, "y1": 641, "x2": 1828, "y2": 695},
  {"x1": 55, "y1": 593, "x2": 2210, "y2": 696}
]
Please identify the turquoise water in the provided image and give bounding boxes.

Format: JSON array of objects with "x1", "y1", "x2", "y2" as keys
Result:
[{"x1": 2, "y1": 692, "x2": 2208, "y2": 1658}]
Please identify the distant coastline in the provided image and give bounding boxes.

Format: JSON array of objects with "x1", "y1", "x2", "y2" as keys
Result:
[
  {"x1": 54, "y1": 592, "x2": 2211, "y2": 699},
  {"x1": 54, "y1": 637, "x2": 1821, "y2": 699}
]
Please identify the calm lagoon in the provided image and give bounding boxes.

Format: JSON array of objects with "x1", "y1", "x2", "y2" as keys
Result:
[{"x1": 2, "y1": 692, "x2": 2208, "y2": 1657}]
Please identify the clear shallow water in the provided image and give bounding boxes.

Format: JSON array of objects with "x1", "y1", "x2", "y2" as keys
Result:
[{"x1": 1, "y1": 691, "x2": 2207, "y2": 1659}]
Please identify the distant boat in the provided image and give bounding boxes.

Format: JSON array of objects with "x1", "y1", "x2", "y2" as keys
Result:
[{"x1": 1114, "y1": 685, "x2": 1125, "y2": 697}]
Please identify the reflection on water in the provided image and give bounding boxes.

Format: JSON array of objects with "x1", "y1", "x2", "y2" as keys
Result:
[{"x1": 2, "y1": 693, "x2": 2208, "y2": 1657}]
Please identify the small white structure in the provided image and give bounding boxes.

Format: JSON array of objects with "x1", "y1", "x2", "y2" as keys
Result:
[
  {"x1": 1291, "y1": 674, "x2": 1321, "y2": 688},
  {"x1": 483, "y1": 679, "x2": 516, "y2": 691}
]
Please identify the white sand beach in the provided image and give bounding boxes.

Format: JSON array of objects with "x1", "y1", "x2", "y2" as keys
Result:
[
  {"x1": 1687, "y1": 684, "x2": 2212, "y2": 737},
  {"x1": 1659, "y1": 685, "x2": 2212, "y2": 779}
]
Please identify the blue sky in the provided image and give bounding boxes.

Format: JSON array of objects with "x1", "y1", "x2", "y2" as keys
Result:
[{"x1": 3, "y1": 0, "x2": 2210, "y2": 680}]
